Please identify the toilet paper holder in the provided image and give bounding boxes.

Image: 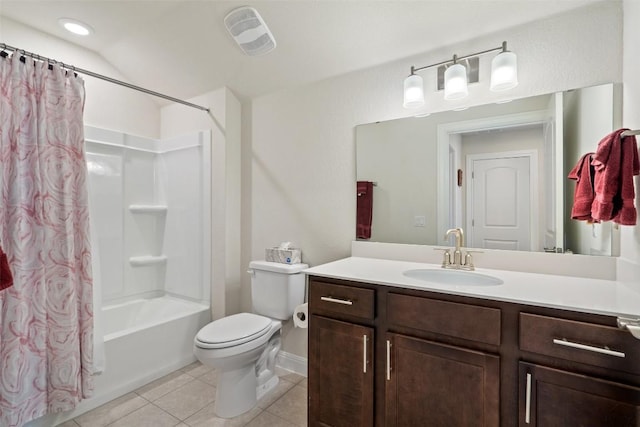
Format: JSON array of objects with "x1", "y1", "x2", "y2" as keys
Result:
[{"x1": 293, "y1": 303, "x2": 309, "y2": 328}]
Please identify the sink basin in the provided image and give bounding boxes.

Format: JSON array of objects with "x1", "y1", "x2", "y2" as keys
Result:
[{"x1": 402, "y1": 269, "x2": 503, "y2": 286}]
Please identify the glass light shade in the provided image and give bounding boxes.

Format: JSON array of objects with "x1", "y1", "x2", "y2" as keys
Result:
[
  {"x1": 444, "y1": 63, "x2": 468, "y2": 100},
  {"x1": 403, "y1": 74, "x2": 425, "y2": 108},
  {"x1": 490, "y1": 51, "x2": 518, "y2": 91}
]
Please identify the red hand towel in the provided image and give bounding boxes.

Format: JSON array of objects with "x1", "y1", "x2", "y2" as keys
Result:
[
  {"x1": 357, "y1": 181, "x2": 374, "y2": 239},
  {"x1": 613, "y1": 133, "x2": 639, "y2": 225},
  {"x1": 568, "y1": 152, "x2": 597, "y2": 222},
  {"x1": 591, "y1": 129, "x2": 623, "y2": 221},
  {"x1": 591, "y1": 129, "x2": 639, "y2": 225},
  {"x1": 0, "y1": 245, "x2": 13, "y2": 291}
]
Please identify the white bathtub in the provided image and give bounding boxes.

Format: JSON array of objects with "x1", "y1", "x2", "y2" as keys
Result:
[
  {"x1": 97, "y1": 296, "x2": 210, "y2": 394},
  {"x1": 33, "y1": 296, "x2": 211, "y2": 427},
  {"x1": 103, "y1": 296, "x2": 209, "y2": 339}
]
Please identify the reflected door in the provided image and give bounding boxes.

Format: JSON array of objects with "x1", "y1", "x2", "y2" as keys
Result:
[{"x1": 468, "y1": 155, "x2": 532, "y2": 250}]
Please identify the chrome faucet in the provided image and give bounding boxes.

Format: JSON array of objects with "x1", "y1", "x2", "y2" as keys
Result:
[{"x1": 440, "y1": 227, "x2": 475, "y2": 270}]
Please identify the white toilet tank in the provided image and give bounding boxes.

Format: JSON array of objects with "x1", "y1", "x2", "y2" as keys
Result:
[{"x1": 248, "y1": 261, "x2": 308, "y2": 320}]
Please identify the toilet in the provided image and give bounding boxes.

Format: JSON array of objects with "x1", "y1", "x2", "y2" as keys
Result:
[{"x1": 193, "y1": 260, "x2": 307, "y2": 418}]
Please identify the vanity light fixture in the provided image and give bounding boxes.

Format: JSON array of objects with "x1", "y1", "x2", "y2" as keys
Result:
[
  {"x1": 58, "y1": 18, "x2": 93, "y2": 36},
  {"x1": 443, "y1": 55, "x2": 468, "y2": 100},
  {"x1": 403, "y1": 70, "x2": 425, "y2": 108},
  {"x1": 403, "y1": 41, "x2": 518, "y2": 109},
  {"x1": 490, "y1": 42, "x2": 518, "y2": 91}
]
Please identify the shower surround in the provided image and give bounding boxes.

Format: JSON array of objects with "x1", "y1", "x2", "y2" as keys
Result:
[{"x1": 31, "y1": 126, "x2": 213, "y2": 425}]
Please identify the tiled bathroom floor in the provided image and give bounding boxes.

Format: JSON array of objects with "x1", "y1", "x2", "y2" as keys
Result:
[{"x1": 58, "y1": 363, "x2": 307, "y2": 427}]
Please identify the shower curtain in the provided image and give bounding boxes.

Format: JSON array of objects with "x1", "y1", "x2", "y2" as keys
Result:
[{"x1": 0, "y1": 53, "x2": 94, "y2": 426}]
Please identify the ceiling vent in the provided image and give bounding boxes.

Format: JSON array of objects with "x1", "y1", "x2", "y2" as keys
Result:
[{"x1": 224, "y1": 7, "x2": 276, "y2": 56}]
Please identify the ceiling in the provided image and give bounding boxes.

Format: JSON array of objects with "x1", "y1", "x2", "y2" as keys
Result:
[{"x1": 0, "y1": 0, "x2": 603, "y2": 103}]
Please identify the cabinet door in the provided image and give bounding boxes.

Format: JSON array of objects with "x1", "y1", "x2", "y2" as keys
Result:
[
  {"x1": 385, "y1": 333, "x2": 500, "y2": 427},
  {"x1": 519, "y1": 362, "x2": 640, "y2": 426},
  {"x1": 309, "y1": 315, "x2": 374, "y2": 427}
]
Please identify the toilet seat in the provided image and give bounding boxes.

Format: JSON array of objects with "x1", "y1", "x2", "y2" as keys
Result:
[{"x1": 195, "y1": 313, "x2": 272, "y2": 349}]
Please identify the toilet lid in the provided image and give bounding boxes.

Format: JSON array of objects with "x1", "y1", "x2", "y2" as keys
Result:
[{"x1": 195, "y1": 313, "x2": 272, "y2": 349}]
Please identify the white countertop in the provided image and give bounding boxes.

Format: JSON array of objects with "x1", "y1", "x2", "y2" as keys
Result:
[{"x1": 304, "y1": 257, "x2": 640, "y2": 318}]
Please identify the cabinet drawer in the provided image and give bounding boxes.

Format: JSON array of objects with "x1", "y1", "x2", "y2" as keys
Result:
[
  {"x1": 309, "y1": 280, "x2": 375, "y2": 320},
  {"x1": 387, "y1": 293, "x2": 501, "y2": 345},
  {"x1": 520, "y1": 313, "x2": 640, "y2": 375}
]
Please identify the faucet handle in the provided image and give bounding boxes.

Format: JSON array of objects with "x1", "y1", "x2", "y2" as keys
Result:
[
  {"x1": 463, "y1": 252, "x2": 475, "y2": 270},
  {"x1": 433, "y1": 247, "x2": 452, "y2": 267}
]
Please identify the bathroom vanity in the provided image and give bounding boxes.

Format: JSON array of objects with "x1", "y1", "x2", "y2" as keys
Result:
[{"x1": 305, "y1": 257, "x2": 640, "y2": 427}]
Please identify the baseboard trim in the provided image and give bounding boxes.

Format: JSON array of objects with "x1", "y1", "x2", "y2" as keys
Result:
[{"x1": 276, "y1": 350, "x2": 308, "y2": 377}]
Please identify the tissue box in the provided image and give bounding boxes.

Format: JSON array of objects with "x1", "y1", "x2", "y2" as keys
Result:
[{"x1": 265, "y1": 247, "x2": 302, "y2": 264}]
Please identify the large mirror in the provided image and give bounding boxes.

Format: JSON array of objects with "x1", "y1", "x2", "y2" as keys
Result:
[{"x1": 356, "y1": 83, "x2": 621, "y2": 256}]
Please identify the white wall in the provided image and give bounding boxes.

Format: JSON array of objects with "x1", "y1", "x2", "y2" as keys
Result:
[
  {"x1": 1, "y1": 17, "x2": 161, "y2": 137},
  {"x1": 249, "y1": 1, "x2": 623, "y2": 357},
  {"x1": 621, "y1": 0, "x2": 640, "y2": 269}
]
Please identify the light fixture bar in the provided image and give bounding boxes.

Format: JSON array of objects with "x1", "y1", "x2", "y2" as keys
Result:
[{"x1": 412, "y1": 42, "x2": 506, "y2": 74}]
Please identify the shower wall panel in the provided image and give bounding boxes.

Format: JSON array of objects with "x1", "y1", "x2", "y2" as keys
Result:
[
  {"x1": 86, "y1": 143, "x2": 124, "y2": 301},
  {"x1": 124, "y1": 147, "x2": 164, "y2": 299},
  {"x1": 161, "y1": 132, "x2": 208, "y2": 301},
  {"x1": 84, "y1": 127, "x2": 210, "y2": 306}
]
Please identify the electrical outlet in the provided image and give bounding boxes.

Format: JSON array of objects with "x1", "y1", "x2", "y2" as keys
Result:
[{"x1": 414, "y1": 216, "x2": 426, "y2": 227}]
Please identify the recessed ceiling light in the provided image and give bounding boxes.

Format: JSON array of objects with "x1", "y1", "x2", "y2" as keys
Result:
[{"x1": 58, "y1": 18, "x2": 93, "y2": 36}]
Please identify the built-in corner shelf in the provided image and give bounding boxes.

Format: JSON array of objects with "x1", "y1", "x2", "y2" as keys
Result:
[
  {"x1": 128, "y1": 204, "x2": 168, "y2": 214},
  {"x1": 129, "y1": 255, "x2": 167, "y2": 267}
]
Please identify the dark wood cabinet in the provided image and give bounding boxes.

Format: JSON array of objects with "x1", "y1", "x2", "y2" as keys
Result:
[
  {"x1": 308, "y1": 279, "x2": 376, "y2": 427},
  {"x1": 307, "y1": 275, "x2": 640, "y2": 427},
  {"x1": 518, "y1": 313, "x2": 640, "y2": 427},
  {"x1": 385, "y1": 333, "x2": 500, "y2": 426},
  {"x1": 519, "y1": 362, "x2": 640, "y2": 426},
  {"x1": 308, "y1": 315, "x2": 374, "y2": 426}
]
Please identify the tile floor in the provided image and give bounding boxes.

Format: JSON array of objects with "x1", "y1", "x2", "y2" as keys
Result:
[{"x1": 58, "y1": 362, "x2": 307, "y2": 427}]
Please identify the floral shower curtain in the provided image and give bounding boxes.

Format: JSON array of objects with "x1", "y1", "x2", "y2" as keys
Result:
[{"x1": 0, "y1": 53, "x2": 94, "y2": 426}]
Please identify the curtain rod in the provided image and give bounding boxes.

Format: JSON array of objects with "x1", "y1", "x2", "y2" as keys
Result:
[{"x1": 0, "y1": 43, "x2": 210, "y2": 113}]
